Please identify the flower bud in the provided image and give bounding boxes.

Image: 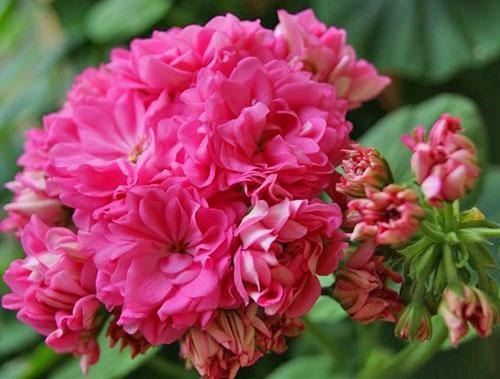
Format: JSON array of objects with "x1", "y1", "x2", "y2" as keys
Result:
[
  {"x1": 334, "y1": 256, "x2": 404, "y2": 324},
  {"x1": 337, "y1": 144, "x2": 393, "y2": 198},
  {"x1": 396, "y1": 304, "x2": 432, "y2": 342},
  {"x1": 402, "y1": 114, "x2": 479, "y2": 206},
  {"x1": 348, "y1": 185, "x2": 425, "y2": 245},
  {"x1": 439, "y1": 286, "x2": 498, "y2": 347},
  {"x1": 181, "y1": 304, "x2": 302, "y2": 379}
]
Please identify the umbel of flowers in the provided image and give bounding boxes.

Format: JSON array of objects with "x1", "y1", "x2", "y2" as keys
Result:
[{"x1": 0, "y1": 8, "x2": 498, "y2": 379}]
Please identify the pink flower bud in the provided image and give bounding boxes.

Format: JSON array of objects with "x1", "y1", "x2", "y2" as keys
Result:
[
  {"x1": 348, "y1": 184, "x2": 425, "y2": 245},
  {"x1": 180, "y1": 304, "x2": 303, "y2": 379},
  {"x1": 334, "y1": 253, "x2": 404, "y2": 324},
  {"x1": 402, "y1": 114, "x2": 479, "y2": 206},
  {"x1": 396, "y1": 305, "x2": 432, "y2": 342},
  {"x1": 440, "y1": 286, "x2": 498, "y2": 347},
  {"x1": 337, "y1": 144, "x2": 392, "y2": 198},
  {"x1": 106, "y1": 314, "x2": 151, "y2": 359}
]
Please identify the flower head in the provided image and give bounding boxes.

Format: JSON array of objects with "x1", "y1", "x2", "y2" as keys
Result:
[
  {"x1": 402, "y1": 114, "x2": 479, "y2": 206},
  {"x1": 347, "y1": 184, "x2": 425, "y2": 245},
  {"x1": 440, "y1": 286, "x2": 498, "y2": 347},
  {"x1": 81, "y1": 181, "x2": 238, "y2": 345},
  {"x1": 234, "y1": 198, "x2": 345, "y2": 317},
  {"x1": 1, "y1": 217, "x2": 101, "y2": 373},
  {"x1": 275, "y1": 10, "x2": 390, "y2": 109},
  {"x1": 337, "y1": 144, "x2": 392, "y2": 198}
]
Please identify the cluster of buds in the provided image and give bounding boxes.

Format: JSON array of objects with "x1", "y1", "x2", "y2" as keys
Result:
[{"x1": 328, "y1": 113, "x2": 499, "y2": 347}]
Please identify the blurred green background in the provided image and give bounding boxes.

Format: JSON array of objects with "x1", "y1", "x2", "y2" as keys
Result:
[{"x1": 0, "y1": 1, "x2": 499, "y2": 378}]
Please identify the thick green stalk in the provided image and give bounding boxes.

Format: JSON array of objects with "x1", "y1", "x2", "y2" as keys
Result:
[{"x1": 358, "y1": 320, "x2": 448, "y2": 378}]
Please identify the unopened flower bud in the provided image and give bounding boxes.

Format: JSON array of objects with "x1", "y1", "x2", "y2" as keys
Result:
[
  {"x1": 348, "y1": 185, "x2": 425, "y2": 245},
  {"x1": 396, "y1": 304, "x2": 432, "y2": 342},
  {"x1": 401, "y1": 114, "x2": 479, "y2": 206},
  {"x1": 334, "y1": 255, "x2": 404, "y2": 324},
  {"x1": 337, "y1": 144, "x2": 393, "y2": 198},
  {"x1": 439, "y1": 286, "x2": 498, "y2": 347}
]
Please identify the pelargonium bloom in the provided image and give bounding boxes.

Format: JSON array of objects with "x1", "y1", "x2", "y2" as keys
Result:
[
  {"x1": 336, "y1": 143, "x2": 392, "y2": 198},
  {"x1": 440, "y1": 286, "x2": 498, "y2": 347},
  {"x1": 180, "y1": 304, "x2": 303, "y2": 379},
  {"x1": 234, "y1": 198, "x2": 345, "y2": 317},
  {"x1": 401, "y1": 114, "x2": 480, "y2": 206},
  {"x1": 81, "y1": 180, "x2": 238, "y2": 345},
  {"x1": 334, "y1": 240, "x2": 403, "y2": 323},
  {"x1": 1, "y1": 217, "x2": 101, "y2": 373},
  {"x1": 1, "y1": 171, "x2": 65, "y2": 236},
  {"x1": 347, "y1": 184, "x2": 425, "y2": 245},
  {"x1": 179, "y1": 56, "x2": 351, "y2": 198},
  {"x1": 110, "y1": 13, "x2": 283, "y2": 95},
  {"x1": 275, "y1": 9, "x2": 390, "y2": 109}
]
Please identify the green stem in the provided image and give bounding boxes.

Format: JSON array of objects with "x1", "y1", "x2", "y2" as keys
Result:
[
  {"x1": 443, "y1": 202, "x2": 456, "y2": 232},
  {"x1": 443, "y1": 243, "x2": 460, "y2": 285},
  {"x1": 302, "y1": 316, "x2": 344, "y2": 364},
  {"x1": 360, "y1": 319, "x2": 448, "y2": 378}
]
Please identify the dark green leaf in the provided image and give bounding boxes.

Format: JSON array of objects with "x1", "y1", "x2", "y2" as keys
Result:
[
  {"x1": 313, "y1": 0, "x2": 500, "y2": 82},
  {"x1": 266, "y1": 354, "x2": 334, "y2": 379}
]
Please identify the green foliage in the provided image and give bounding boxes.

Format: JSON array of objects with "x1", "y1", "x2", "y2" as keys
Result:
[
  {"x1": 84, "y1": 0, "x2": 172, "y2": 42},
  {"x1": 50, "y1": 330, "x2": 159, "y2": 379},
  {"x1": 313, "y1": 0, "x2": 500, "y2": 82},
  {"x1": 267, "y1": 354, "x2": 334, "y2": 379}
]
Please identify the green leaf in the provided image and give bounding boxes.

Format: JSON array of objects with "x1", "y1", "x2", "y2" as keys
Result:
[
  {"x1": 477, "y1": 166, "x2": 500, "y2": 223},
  {"x1": 49, "y1": 334, "x2": 159, "y2": 379},
  {"x1": 0, "y1": 319, "x2": 40, "y2": 357},
  {"x1": 359, "y1": 94, "x2": 487, "y2": 204},
  {"x1": 266, "y1": 354, "x2": 334, "y2": 379},
  {"x1": 84, "y1": 0, "x2": 172, "y2": 42},
  {"x1": 307, "y1": 296, "x2": 345, "y2": 324},
  {"x1": 313, "y1": 0, "x2": 500, "y2": 82}
]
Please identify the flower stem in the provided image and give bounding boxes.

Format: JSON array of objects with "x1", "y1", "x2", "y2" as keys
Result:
[
  {"x1": 359, "y1": 319, "x2": 448, "y2": 378},
  {"x1": 302, "y1": 316, "x2": 344, "y2": 364}
]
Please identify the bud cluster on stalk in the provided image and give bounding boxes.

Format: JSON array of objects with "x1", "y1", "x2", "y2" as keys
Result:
[{"x1": 327, "y1": 114, "x2": 499, "y2": 347}]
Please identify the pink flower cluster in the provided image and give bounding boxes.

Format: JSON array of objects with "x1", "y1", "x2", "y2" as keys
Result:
[
  {"x1": 1, "y1": 10, "x2": 388, "y2": 377},
  {"x1": 402, "y1": 114, "x2": 479, "y2": 206}
]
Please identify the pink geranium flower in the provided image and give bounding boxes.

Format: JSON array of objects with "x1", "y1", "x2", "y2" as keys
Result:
[
  {"x1": 80, "y1": 180, "x2": 237, "y2": 345},
  {"x1": 347, "y1": 184, "x2": 425, "y2": 245},
  {"x1": 402, "y1": 114, "x2": 480, "y2": 206},
  {"x1": 234, "y1": 198, "x2": 345, "y2": 317},
  {"x1": 275, "y1": 9, "x2": 390, "y2": 109},
  {"x1": 180, "y1": 56, "x2": 350, "y2": 197},
  {"x1": 1, "y1": 217, "x2": 101, "y2": 373}
]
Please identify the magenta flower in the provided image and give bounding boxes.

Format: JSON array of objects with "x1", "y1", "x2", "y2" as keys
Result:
[
  {"x1": 275, "y1": 10, "x2": 390, "y2": 109},
  {"x1": 234, "y1": 198, "x2": 345, "y2": 317},
  {"x1": 80, "y1": 181, "x2": 238, "y2": 345},
  {"x1": 179, "y1": 56, "x2": 351, "y2": 198},
  {"x1": 334, "y1": 241, "x2": 403, "y2": 323},
  {"x1": 402, "y1": 114, "x2": 479, "y2": 206},
  {"x1": 180, "y1": 304, "x2": 303, "y2": 379},
  {"x1": 347, "y1": 184, "x2": 425, "y2": 245},
  {"x1": 1, "y1": 217, "x2": 101, "y2": 373},
  {"x1": 336, "y1": 144, "x2": 392, "y2": 198},
  {"x1": 440, "y1": 286, "x2": 498, "y2": 347}
]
